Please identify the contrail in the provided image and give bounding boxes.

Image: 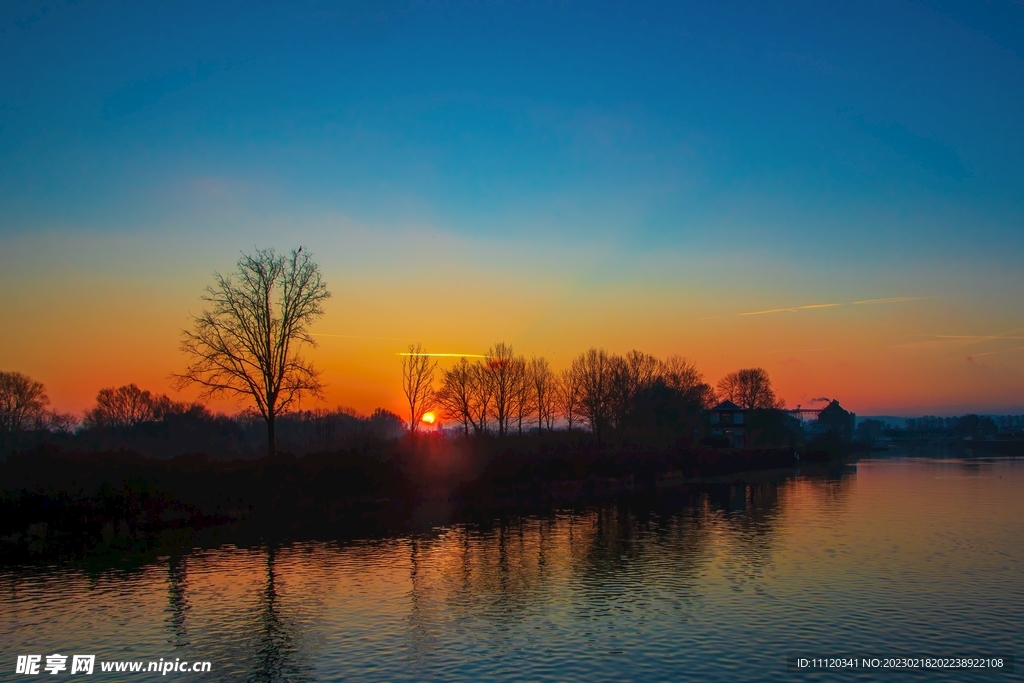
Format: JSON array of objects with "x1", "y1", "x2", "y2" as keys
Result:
[
  {"x1": 397, "y1": 352, "x2": 487, "y2": 358},
  {"x1": 764, "y1": 347, "x2": 837, "y2": 354},
  {"x1": 934, "y1": 335, "x2": 1024, "y2": 340},
  {"x1": 853, "y1": 296, "x2": 931, "y2": 305},
  {"x1": 312, "y1": 333, "x2": 411, "y2": 341},
  {"x1": 739, "y1": 296, "x2": 930, "y2": 316},
  {"x1": 739, "y1": 303, "x2": 842, "y2": 316},
  {"x1": 968, "y1": 345, "x2": 1024, "y2": 358}
]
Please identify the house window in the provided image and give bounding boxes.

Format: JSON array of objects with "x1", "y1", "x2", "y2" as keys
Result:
[
  {"x1": 734, "y1": 412, "x2": 744, "y2": 425},
  {"x1": 710, "y1": 413, "x2": 720, "y2": 424}
]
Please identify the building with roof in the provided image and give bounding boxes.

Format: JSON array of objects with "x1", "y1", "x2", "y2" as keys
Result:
[{"x1": 708, "y1": 400, "x2": 747, "y2": 448}]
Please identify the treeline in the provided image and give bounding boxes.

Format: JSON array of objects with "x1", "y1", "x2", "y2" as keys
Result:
[
  {"x1": 0, "y1": 372, "x2": 405, "y2": 460},
  {"x1": 414, "y1": 344, "x2": 782, "y2": 442},
  {"x1": 857, "y1": 414, "x2": 1024, "y2": 442},
  {"x1": 4, "y1": 345, "x2": 788, "y2": 459},
  {"x1": 904, "y1": 414, "x2": 1023, "y2": 436}
]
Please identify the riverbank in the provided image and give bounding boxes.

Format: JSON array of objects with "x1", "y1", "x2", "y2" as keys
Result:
[
  {"x1": 0, "y1": 446, "x2": 414, "y2": 562},
  {"x1": 0, "y1": 438, "x2": 863, "y2": 561}
]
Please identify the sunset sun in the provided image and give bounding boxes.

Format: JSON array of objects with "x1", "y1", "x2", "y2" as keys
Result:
[{"x1": 421, "y1": 412, "x2": 436, "y2": 424}]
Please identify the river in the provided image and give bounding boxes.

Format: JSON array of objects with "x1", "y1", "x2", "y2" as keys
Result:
[{"x1": 2, "y1": 450, "x2": 1022, "y2": 681}]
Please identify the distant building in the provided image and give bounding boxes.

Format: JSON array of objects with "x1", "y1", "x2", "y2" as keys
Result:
[
  {"x1": 707, "y1": 401, "x2": 807, "y2": 449},
  {"x1": 709, "y1": 400, "x2": 747, "y2": 448},
  {"x1": 814, "y1": 400, "x2": 856, "y2": 440}
]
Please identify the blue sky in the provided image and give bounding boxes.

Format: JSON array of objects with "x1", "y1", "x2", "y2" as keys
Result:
[
  {"x1": 4, "y1": 1, "x2": 1022, "y2": 245},
  {"x1": 2, "y1": 1, "x2": 1024, "y2": 414}
]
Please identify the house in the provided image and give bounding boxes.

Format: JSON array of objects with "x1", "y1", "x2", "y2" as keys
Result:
[
  {"x1": 814, "y1": 400, "x2": 856, "y2": 441},
  {"x1": 709, "y1": 400, "x2": 747, "y2": 448},
  {"x1": 708, "y1": 401, "x2": 806, "y2": 449}
]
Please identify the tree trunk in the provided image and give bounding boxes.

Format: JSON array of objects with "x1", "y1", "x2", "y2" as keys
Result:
[{"x1": 267, "y1": 413, "x2": 276, "y2": 458}]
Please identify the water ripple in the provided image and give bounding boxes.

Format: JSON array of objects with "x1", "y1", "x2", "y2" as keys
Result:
[{"x1": 1, "y1": 456, "x2": 1022, "y2": 682}]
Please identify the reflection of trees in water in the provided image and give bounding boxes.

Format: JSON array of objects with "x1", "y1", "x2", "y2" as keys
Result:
[
  {"x1": 700, "y1": 484, "x2": 782, "y2": 594},
  {"x1": 403, "y1": 516, "x2": 598, "y2": 661},
  {"x1": 406, "y1": 522, "x2": 535, "y2": 660},
  {"x1": 402, "y1": 509, "x2": 716, "y2": 640},
  {"x1": 786, "y1": 468, "x2": 856, "y2": 514},
  {"x1": 703, "y1": 473, "x2": 857, "y2": 594},
  {"x1": 406, "y1": 538, "x2": 433, "y2": 667},
  {"x1": 573, "y1": 504, "x2": 713, "y2": 621},
  {"x1": 246, "y1": 547, "x2": 314, "y2": 683},
  {"x1": 165, "y1": 555, "x2": 190, "y2": 648},
  {"x1": 400, "y1": 476, "x2": 859, "y2": 660}
]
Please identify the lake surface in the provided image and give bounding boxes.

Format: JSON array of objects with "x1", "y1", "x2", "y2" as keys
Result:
[{"x1": 2, "y1": 451, "x2": 1022, "y2": 681}]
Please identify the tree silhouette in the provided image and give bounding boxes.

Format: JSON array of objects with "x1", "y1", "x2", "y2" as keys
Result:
[
  {"x1": 402, "y1": 343, "x2": 437, "y2": 437},
  {"x1": 572, "y1": 348, "x2": 613, "y2": 442},
  {"x1": 608, "y1": 350, "x2": 662, "y2": 429},
  {"x1": 662, "y1": 355, "x2": 717, "y2": 408},
  {"x1": 556, "y1": 366, "x2": 583, "y2": 431},
  {"x1": 511, "y1": 355, "x2": 533, "y2": 435},
  {"x1": 483, "y1": 343, "x2": 522, "y2": 437},
  {"x1": 716, "y1": 368, "x2": 783, "y2": 410},
  {"x1": 0, "y1": 371, "x2": 49, "y2": 433},
  {"x1": 174, "y1": 247, "x2": 330, "y2": 457},
  {"x1": 467, "y1": 360, "x2": 494, "y2": 434},
  {"x1": 82, "y1": 384, "x2": 179, "y2": 429},
  {"x1": 436, "y1": 357, "x2": 475, "y2": 436},
  {"x1": 530, "y1": 357, "x2": 558, "y2": 432}
]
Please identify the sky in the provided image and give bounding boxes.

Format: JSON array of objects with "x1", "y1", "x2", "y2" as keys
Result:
[{"x1": 2, "y1": 0, "x2": 1023, "y2": 418}]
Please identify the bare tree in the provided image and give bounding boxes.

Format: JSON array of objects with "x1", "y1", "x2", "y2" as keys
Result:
[
  {"x1": 402, "y1": 343, "x2": 437, "y2": 437},
  {"x1": 83, "y1": 384, "x2": 159, "y2": 429},
  {"x1": 45, "y1": 411, "x2": 79, "y2": 434},
  {"x1": 468, "y1": 361, "x2": 493, "y2": 435},
  {"x1": 608, "y1": 350, "x2": 662, "y2": 429},
  {"x1": 556, "y1": 366, "x2": 583, "y2": 431},
  {"x1": 573, "y1": 348, "x2": 613, "y2": 441},
  {"x1": 662, "y1": 355, "x2": 717, "y2": 408},
  {"x1": 483, "y1": 342, "x2": 520, "y2": 437},
  {"x1": 174, "y1": 247, "x2": 331, "y2": 457},
  {"x1": 530, "y1": 357, "x2": 558, "y2": 432},
  {"x1": 716, "y1": 367, "x2": 784, "y2": 410},
  {"x1": 435, "y1": 356, "x2": 475, "y2": 437},
  {"x1": 510, "y1": 355, "x2": 533, "y2": 435},
  {"x1": 0, "y1": 371, "x2": 49, "y2": 434}
]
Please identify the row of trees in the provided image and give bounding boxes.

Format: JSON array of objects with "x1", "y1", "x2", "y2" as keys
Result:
[
  {"x1": 1, "y1": 371, "x2": 407, "y2": 458},
  {"x1": 7, "y1": 248, "x2": 789, "y2": 454},
  {"x1": 0, "y1": 375, "x2": 208, "y2": 436},
  {"x1": 401, "y1": 343, "x2": 784, "y2": 441}
]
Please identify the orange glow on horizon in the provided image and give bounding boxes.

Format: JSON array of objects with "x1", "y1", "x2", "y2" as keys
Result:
[{"x1": 2, "y1": 231, "x2": 1023, "y2": 419}]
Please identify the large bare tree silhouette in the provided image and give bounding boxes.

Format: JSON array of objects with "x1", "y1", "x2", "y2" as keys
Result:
[{"x1": 174, "y1": 247, "x2": 331, "y2": 457}]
